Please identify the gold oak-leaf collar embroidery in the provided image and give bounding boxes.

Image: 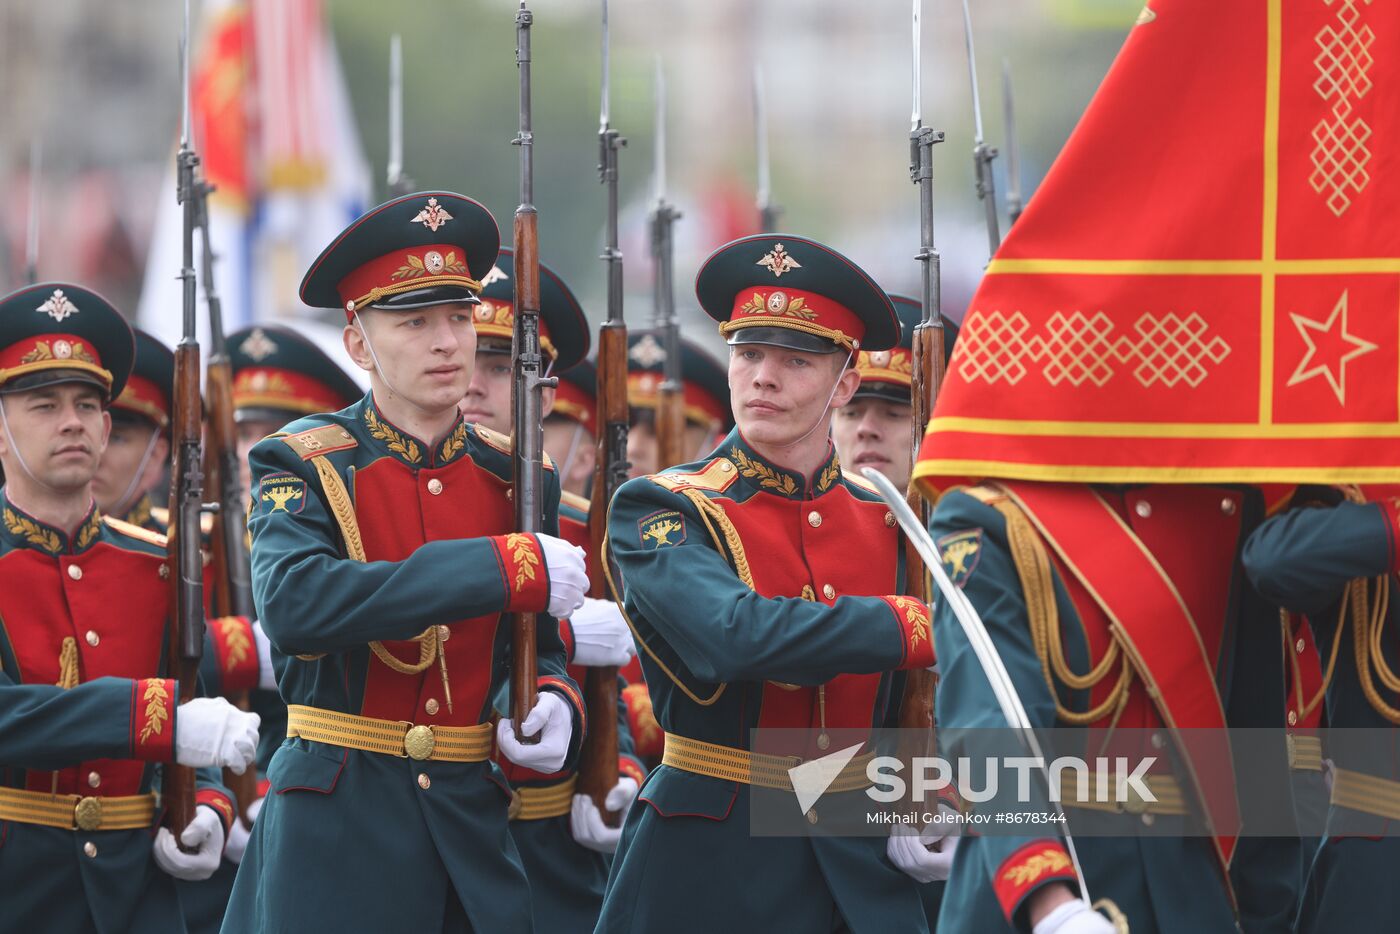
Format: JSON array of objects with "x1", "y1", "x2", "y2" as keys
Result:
[
  {"x1": 730, "y1": 447, "x2": 798, "y2": 496},
  {"x1": 4, "y1": 507, "x2": 61, "y2": 555},
  {"x1": 364, "y1": 405, "x2": 422, "y2": 465}
]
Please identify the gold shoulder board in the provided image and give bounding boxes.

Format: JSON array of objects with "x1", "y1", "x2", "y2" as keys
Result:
[
  {"x1": 648, "y1": 458, "x2": 738, "y2": 495},
  {"x1": 841, "y1": 469, "x2": 879, "y2": 494},
  {"x1": 281, "y1": 425, "x2": 358, "y2": 460},
  {"x1": 101, "y1": 515, "x2": 168, "y2": 548},
  {"x1": 472, "y1": 424, "x2": 556, "y2": 471},
  {"x1": 560, "y1": 490, "x2": 591, "y2": 513}
]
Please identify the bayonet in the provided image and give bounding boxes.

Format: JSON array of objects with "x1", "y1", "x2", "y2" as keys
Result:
[
  {"x1": 1002, "y1": 57, "x2": 1023, "y2": 226},
  {"x1": 386, "y1": 34, "x2": 414, "y2": 196},
  {"x1": 960, "y1": 0, "x2": 1001, "y2": 259},
  {"x1": 650, "y1": 57, "x2": 684, "y2": 470},
  {"x1": 25, "y1": 139, "x2": 41, "y2": 285},
  {"x1": 753, "y1": 64, "x2": 781, "y2": 233}
]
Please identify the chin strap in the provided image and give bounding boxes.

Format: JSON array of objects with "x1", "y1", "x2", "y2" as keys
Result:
[
  {"x1": 110, "y1": 426, "x2": 162, "y2": 519},
  {"x1": 557, "y1": 420, "x2": 586, "y2": 485},
  {"x1": 353, "y1": 312, "x2": 400, "y2": 398},
  {"x1": 772, "y1": 348, "x2": 854, "y2": 451},
  {"x1": 0, "y1": 396, "x2": 50, "y2": 493}
]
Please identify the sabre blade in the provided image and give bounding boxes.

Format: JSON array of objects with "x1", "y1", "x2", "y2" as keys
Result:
[{"x1": 860, "y1": 466, "x2": 1094, "y2": 909}]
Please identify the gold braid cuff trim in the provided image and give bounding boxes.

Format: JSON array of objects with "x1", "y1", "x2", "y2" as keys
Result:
[
  {"x1": 286, "y1": 705, "x2": 492, "y2": 761},
  {"x1": 509, "y1": 776, "x2": 578, "y2": 821},
  {"x1": 0, "y1": 787, "x2": 156, "y2": 831},
  {"x1": 1330, "y1": 766, "x2": 1400, "y2": 820},
  {"x1": 1287, "y1": 734, "x2": 1324, "y2": 772},
  {"x1": 662, "y1": 733, "x2": 873, "y2": 793},
  {"x1": 301, "y1": 454, "x2": 439, "y2": 673},
  {"x1": 989, "y1": 491, "x2": 1133, "y2": 726}
]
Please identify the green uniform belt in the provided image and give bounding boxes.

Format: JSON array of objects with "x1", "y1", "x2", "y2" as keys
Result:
[
  {"x1": 1065, "y1": 772, "x2": 1189, "y2": 816},
  {"x1": 661, "y1": 732, "x2": 873, "y2": 792},
  {"x1": 1287, "y1": 734, "x2": 1324, "y2": 771},
  {"x1": 509, "y1": 776, "x2": 577, "y2": 821},
  {"x1": 1331, "y1": 766, "x2": 1400, "y2": 820},
  {"x1": 286, "y1": 705, "x2": 493, "y2": 762},
  {"x1": 0, "y1": 786, "x2": 156, "y2": 831}
]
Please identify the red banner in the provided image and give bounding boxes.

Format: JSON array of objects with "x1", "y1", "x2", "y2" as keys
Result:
[{"x1": 915, "y1": 0, "x2": 1400, "y2": 495}]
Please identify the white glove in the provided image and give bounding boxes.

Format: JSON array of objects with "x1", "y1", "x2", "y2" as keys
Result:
[
  {"x1": 252, "y1": 621, "x2": 277, "y2": 692},
  {"x1": 887, "y1": 803, "x2": 960, "y2": 883},
  {"x1": 152, "y1": 806, "x2": 225, "y2": 881},
  {"x1": 497, "y1": 692, "x2": 573, "y2": 773},
  {"x1": 538, "y1": 534, "x2": 588, "y2": 619},
  {"x1": 223, "y1": 795, "x2": 264, "y2": 865},
  {"x1": 1032, "y1": 900, "x2": 1116, "y2": 934},
  {"x1": 175, "y1": 697, "x2": 260, "y2": 773},
  {"x1": 570, "y1": 776, "x2": 640, "y2": 854},
  {"x1": 568, "y1": 598, "x2": 636, "y2": 667}
]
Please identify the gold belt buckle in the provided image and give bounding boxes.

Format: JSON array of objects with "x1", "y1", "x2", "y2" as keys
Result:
[
  {"x1": 403, "y1": 724, "x2": 436, "y2": 761},
  {"x1": 74, "y1": 796, "x2": 103, "y2": 831}
]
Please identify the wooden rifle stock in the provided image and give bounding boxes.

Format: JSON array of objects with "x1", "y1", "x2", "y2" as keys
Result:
[{"x1": 577, "y1": 323, "x2": 629, "y2": 824}]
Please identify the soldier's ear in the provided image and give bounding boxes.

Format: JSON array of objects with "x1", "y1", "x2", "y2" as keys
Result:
[
  {"x1": 342, "y1": 323, "x2": 375, "y2": 374},
  {"x1": 831, "y1": 366, "x2": 862, "y2": 410}
]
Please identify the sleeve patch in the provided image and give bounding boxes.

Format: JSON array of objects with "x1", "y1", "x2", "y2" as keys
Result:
[
  {"x1": 258, "y1": 474, "x2": 308, "y2": 515},
  {"x1": 638, "y1": 509, "x2": 687, "y2": 549},
  {"x1": 936, "y1": 528, "x2": 983, "y2": 589}
]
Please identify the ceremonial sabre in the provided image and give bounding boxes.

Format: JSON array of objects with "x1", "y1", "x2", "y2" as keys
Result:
[{"x1": 861, "y1": 466, "x2": 1095, "y2": 912}]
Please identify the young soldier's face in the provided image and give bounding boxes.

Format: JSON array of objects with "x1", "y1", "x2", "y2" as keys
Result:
[
  {"x1": 832, "y1": 397, "x2": 914, "y2": 493},
  {"x1": 728, "y1": 344, "x2": 860, "y2": 449},
  {"x1": 541, "y1": 416, "x2": 597, "y2": 495},
  {"x1": 0, "y1": 384, "x2": 111, "y2": 494},
  {"x1": 347, "y1": 304, "x2": 476, "y2": 415},
  {"x1": 458, "y1": 350, "x2": 513, "y2": 433},
  {"x1": 92, "y1": 419, "x2": 168, "y2": 513}
]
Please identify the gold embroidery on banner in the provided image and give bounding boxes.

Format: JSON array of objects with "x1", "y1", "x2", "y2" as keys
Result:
[
  {"x1": 364, "y1": 407, "x2": 422, "y2": 464},
  {"x1": 139, "y1": 679, "x2": 169, "y2": 744},
  {"x1": 892, "y1": 595, "x2": 930, "y2": 651},
  {"x1": 440, "y1": 421, "x2": 468, "y2": 462},
  {"x1": 1001, "y1": 848, "x2": 1073, "y2": 887},
  {"x1": 956, "y1": 309, "x2": 1231, "y2": 390},
  {"x1": 220, "y1": 618, "x2": 252, "y2": 672},
  {"x1": 5, "y1": 508, "x2": 60, "y2": 554},
  {"x1": 730, "y1": 447, "x2": 797, "y2": 496},
  {"x1": 505, "y1": 533, "x2": 540, "y2": 592},
  {"x1": 1311, "y1": 0, "x2": 1374, "y2": 216}
]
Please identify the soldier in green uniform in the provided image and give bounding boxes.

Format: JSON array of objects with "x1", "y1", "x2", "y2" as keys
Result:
[
  {"x1": 1243, "y1": 486, "x2": 1400, "y2": 932},
  {"x1": 924, "y1": 482, "x2": 1298, "y2": 933},
  {"x1": 223, "y1": 192, "x2": 590, "y2": 933},
  {"x1": 0, "y1": 282, "x2": 259, "y2": 933},
  {"x1": 600, "y1": 235, "x2": 939, "y2": 933},
  {"x1": 459, "y1": 248, "x2": 646, "y2": 931},
  {"x1": 90, "y1": 328, "x2": 173, "y2": 533}
]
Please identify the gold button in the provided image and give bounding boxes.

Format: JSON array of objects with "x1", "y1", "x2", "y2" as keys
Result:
[
  {"x1": 1288, "y1": 710, "x2": 1298, "y2": 726},
  {"x1": 74, "y1": 796, "x2": 103, "y2": 831},
  {"x1": 822, "y1": 584, "x2": 835, "y2": 600},
  {"x1": 884, "y1": 511, "x2": 895, "y2": 527},
  {"x1": 425, "y1": 699, "x2": 440, "y2": 716},
  {"x1": 87, "y1": 771, "x2": 100, "y2": 788},
  {"x1": 805, "y1": 808, "x2": 818, "y2": 825},
  {"x1": 1220, "y1": 497, "x2": 1237, "y2": 516},
  {"x1": 1134, "y1": 500, "x2": 1152, "y2": 519},
  {"x1": 85, "y1": 630, "x2": 99, "y2": 647},
  {"x1": 1296, "y1": 638, "x2": 1306, "y2": 654},
  {"x1": 417, "y1": 773, "x2": 431, "y2": 790},
  {"x1": 68, "y1": 564, "x2": 83, "y2": 581},
  {"x1": 807, "y1": 511, "x2": 822, "y2": 528},
  {"x1": 159, "y1": 564, "x2": 170, "y2": 580},
  {"x1": 438, "y1": 625, "x2": 451, "y2": 642},
  {"x1": 427, "y1": 478, "x2": 443, "y2": 495},
  {"x1": 83, "y1": 841, "x2": 97, "y2": 858}
]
